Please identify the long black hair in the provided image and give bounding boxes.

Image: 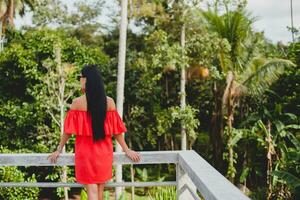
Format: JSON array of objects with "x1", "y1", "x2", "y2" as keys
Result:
[{"x1": 81, "y1": 64, "x2": 107, "y2": 141}]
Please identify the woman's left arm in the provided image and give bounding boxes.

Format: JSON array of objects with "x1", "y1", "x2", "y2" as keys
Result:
[{"x1": 114, "y1": 134, "x2": 141, "y2": 162}]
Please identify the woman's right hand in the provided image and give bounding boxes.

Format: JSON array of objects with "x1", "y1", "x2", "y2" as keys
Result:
[
  {"x1": 124, "y1": 149, "x2": 141, "y2": 162},
  {"x1": 47, "y1": 150, "x2": 61, "y2": 164}
]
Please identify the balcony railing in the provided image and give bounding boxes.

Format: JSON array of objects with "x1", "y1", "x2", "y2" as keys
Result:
[{"x1": 0, "y1": 150, "x2": 250, "y2": 200}]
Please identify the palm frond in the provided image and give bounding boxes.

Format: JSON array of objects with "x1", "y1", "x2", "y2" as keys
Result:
[
  {"x1": 203, "y1": 8, "x2": 255, "y2": 72},
  {"x1": 272, "y1": 170, "x2": 300, "y2": 190},
  {"x1": 238, "y1": 58, "x2": 295, "y2": 96},
  {"x1": 202, "y1": 8, "x2": 225, "y2": 36}
]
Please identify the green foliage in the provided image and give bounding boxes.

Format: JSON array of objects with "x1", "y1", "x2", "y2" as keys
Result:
[
  {"x1": 148, "y1": 186, "x2": 176, "y2": 200},
  {"x1": 272, "y1": 170, "x2": 300, "y2": 191},
  {"x1": 267, "y1": 41, "x2": 300, "y2": 116},
  {"x1": 136, "y1": 168, "x2": 149, "y2": 182},
  {"x1": 238, "y1": 57, "x2": 296, "y2": 96},
  {"x1": 155, "y1": 105, "x2": 200, "y2": 149},
  {"x1": 223, "y1": 126, "x2": 247, "y2": 179},
  {"x1": 0, "y1": 0, "x2": 299, "y2": 199},
  {"x1": 234, "y1": 113, "x2": 300, "y2": 198},
  {"x1": 45, "y1": 166, "x2": 75, "y2": 197},
  {"x1": 186, "y1": 31, "x2": 230, "y2": 79},
  {"x1": 135, "y1": 167, "x2": 166, "y2": 183},
  {"x1": 203, "y1": 6, "x2": 255, "y2": 71},
  {"x1": 0, "y1": 147, "x2": 40, "y2": 200},
  {"x1": 147, "y1": 30, "x2": 188, "y2": 71},
  {"x1": 272, "y1": 131, "x2": 300, "y2": 199},
  {"x1": 80, "y1": 188, "x2": 110, "y2": 200},
  {"x1": 80, "y1": 188, "x2": 88, "y2": 200},
  {"x1": 0, "y1": 167, "x2": 40, "y2": 200},
  {"x1": 169, "y1": 106, "x2": 200, "y2": 141}
]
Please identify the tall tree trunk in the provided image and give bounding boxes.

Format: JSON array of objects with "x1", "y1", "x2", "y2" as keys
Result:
[
  {"x1": 0, "y1": 17, "x2": 5, "y2": 52},
  {"x1": 0, "y1": 17, "x2": 4, "y2": 38},
  {"x1": 226, "y1": 76, "x2": 235, "y2": 183},
  {"x1": 115, "y1": 0, "x2": 128, "y2": 199},
  {"x1": 1, "y1": 15, "x2": 7, "y2": 36},
  {"x1": 266, "y1": 120, "x2": 273, "y2": 200},
  {"x1": 180, "y1": 23, "x2": 187, "y2": 150},
  {"x1": 210, "y1": 81, "x2": 225, "y2": 172},
  {"x1": 171, "y1": 135, "x2": 174, "y2": 150},
  {"x1": 8, "y1": 0, "x2": 14, "y2": 27},
  {"x1": 55, "y1": 41, "x2": 69, "y2": 200},
  {"x1": 223, "y1": 72, "x2": 238, "y2": 183},
  {"x1": 290, "y1": 0, "x2": 295, "y2": 42}
]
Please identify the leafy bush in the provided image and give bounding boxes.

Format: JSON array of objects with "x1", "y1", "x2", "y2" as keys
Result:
[
  {"x1": 148, "y1": 186, "x2": 176, "y2": 200},
  {"x1": 0, "y1": 166, "x2": 40, "y2": 200}
]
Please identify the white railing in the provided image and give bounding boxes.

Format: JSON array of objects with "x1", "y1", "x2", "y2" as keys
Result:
[{"x1": 0, "y1": 150, "x2": 250, "y2": 200}]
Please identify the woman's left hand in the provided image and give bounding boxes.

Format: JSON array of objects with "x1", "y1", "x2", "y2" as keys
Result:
[
  {"x1": 124, "y1": 149, "x2": 141, "y2": 163},
  {"x1": 47, "y1": 150, "x2": 61, "y2": 164}
]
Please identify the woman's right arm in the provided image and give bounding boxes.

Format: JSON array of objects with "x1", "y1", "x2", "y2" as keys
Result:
[
  {"x1": 48, "y1": 133, "x2": 71, "y2": 164},
  {"x1": 48, "y1": 100, "x2": 78, "y2": 163},
  {"x1": 57, "y1": 133, "x2": 72, "y2": 153}
]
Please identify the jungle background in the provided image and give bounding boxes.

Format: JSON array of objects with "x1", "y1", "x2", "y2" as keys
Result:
[{"x1": 0, "y1": 0, "x2": 299, "y2": 199}]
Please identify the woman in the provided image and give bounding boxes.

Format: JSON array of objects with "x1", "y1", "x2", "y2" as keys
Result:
[{"x1": 47, "y1": 64, "x2": 141, "y2": 200}]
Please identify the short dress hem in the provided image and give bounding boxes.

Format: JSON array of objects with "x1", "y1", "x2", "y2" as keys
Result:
[{"x1": 76, "y1": 176, "x2": 113, "y2": 185}]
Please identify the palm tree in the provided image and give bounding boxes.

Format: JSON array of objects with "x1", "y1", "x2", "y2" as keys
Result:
[
  {"x1": 0, "y1": 0, "x2": 35, "y2": 35},
  {"x1": 203, "y1": 8, "x2": 295, "y2": 181},
  {"x1": 202, "y1": 8, "x2": 253, "y2": 172}
]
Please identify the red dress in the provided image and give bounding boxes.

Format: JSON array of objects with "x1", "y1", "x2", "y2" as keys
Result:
[{"x1": 63, "y1": 109, "x2": 127, "y2": 184}]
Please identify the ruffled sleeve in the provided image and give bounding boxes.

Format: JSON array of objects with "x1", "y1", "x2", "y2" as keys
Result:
[
  {"x1": 63, "y1": 110, "x2": 93, "y2": 136},
  {"x1": 104, "y1": 110, "x2": 127, "y2": 136}
]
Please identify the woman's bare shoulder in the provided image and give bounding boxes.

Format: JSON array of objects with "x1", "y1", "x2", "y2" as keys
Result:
[
  {"x1": 70, "y1": 97, "x2": 81, "y2": 109},
  {"x1": 70, "y1": 95, "x2": 86, "y2": 110},
  {"x1": 106, "y1": 96, "x2": 116, "y2": 110}
]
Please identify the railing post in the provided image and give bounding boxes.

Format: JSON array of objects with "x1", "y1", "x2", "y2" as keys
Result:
[{"x1": 176, "y1": 163, "x2": 197, "y2": 200}]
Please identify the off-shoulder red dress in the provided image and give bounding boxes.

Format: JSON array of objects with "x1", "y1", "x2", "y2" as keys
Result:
[{"x1": 63, "y1": 109, "x2": 127, "y2": 184}]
